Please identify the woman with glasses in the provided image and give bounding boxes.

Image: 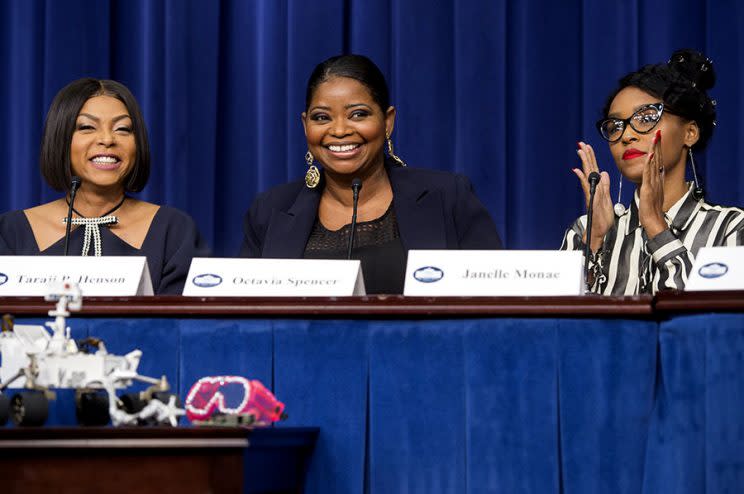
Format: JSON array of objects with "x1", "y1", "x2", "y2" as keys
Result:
[{"x1": 561, "y1": 49, "x2": 744, "y2": 294}]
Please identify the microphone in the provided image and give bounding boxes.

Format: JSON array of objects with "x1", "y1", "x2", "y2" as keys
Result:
[
  {"x1": 584, "y1": 172, "x2": 601, "y2": 292},
  {"x1": 64, "y1": 176, "x2": 82, "y2": 256},
  {"x1": 347, "y1": 178, "x2": 363, "y2": 260}
]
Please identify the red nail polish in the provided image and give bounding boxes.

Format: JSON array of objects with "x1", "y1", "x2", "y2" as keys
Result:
[
  {"x1": 577, "y1": 142, "x2": 582, "y2": 150},
  {"x1": 655, "y1": 129, "x2": 661, "y2": 143}
]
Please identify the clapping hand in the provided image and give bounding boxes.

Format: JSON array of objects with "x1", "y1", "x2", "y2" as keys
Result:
[
  {"x1": 638, "y1": 130, "x2": 667, "y2": 239},
  {"x1": 573, "y1": 142, "x2": 615, "y2": 252}
]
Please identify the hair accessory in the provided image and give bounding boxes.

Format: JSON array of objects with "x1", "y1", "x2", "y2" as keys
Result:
[
  {"x1": 61, "y1": 196, "x2": 125, "y2": 257},
  {"x1": 688, "y1": 148, "x2": 705, "y2": 201},
  {"x1": 304, "y1": 150, "x2": 320, "y2": 188},
  {"x1": 386, "y1": 133, "x2": 406, "y2": 167},
  {"x1": 613, "y1": 176, "x2": 626, "y2": 216}
]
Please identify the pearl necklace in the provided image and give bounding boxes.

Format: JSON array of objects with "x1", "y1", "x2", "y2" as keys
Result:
[{"x1": 62, "y1": 196, "x2": 126, "y2": 257}]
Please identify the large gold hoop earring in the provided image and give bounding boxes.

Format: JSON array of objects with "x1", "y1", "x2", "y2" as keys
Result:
[
  {"x1": 304, "y1": 151, "x2": 320, "y2": 188},
  {"x1": 386, "y1": 134, "x2": 406, "y2": 167}
]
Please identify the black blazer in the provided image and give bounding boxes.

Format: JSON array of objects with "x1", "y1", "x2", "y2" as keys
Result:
[{"x1": 240, "y1": 164, "x2": 502, "y2": 257}]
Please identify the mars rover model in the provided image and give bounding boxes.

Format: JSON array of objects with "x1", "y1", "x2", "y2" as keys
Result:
[{"x1": 0, "y1": 282, "x2": 183, "y2": 427}]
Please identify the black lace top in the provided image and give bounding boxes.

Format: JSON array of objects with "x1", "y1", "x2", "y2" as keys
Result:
[{"x1": 304, "y1": 204, "x2": 406, "y2": 294}]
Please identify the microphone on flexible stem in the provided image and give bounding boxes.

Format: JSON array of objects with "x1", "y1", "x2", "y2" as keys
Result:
[
  {"x1": 347, "y1": 178, "x2": 363, "y2": 260},
  {"x1": 584, "y1": 172, "x2": 601, "y2": 293},
  {"x1": 64, "y1": 176, "x2": 82, "y2": 256}
]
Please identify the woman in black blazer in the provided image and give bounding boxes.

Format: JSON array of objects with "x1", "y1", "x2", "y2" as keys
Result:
[{"x1": 240, "y1": 54, "x2": 501, "y2": 294}]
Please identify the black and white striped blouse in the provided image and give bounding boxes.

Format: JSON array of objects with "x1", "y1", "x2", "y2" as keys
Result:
[{"x1": 560, "y1": 184, "x2": 744, "y2": 295}]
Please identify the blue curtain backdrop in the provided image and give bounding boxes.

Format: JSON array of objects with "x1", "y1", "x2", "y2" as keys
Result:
[{"x1": 1, "y1": 0, "x2": 743, "y2": 256}]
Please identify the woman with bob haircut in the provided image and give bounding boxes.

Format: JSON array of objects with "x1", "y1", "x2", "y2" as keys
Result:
[
  {"x1": 0, "y1": 78, "x2": 210, "y2": 294},
  {"x1": 240, "y1": 54, "x2": 501, "y2": 294},
  {"x1": 562, "y1": 49, "x2": 744, "y2": 294}
]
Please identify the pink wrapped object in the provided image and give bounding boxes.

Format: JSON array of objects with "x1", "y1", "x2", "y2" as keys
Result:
[{"x1": 185, "y1": 376, "x2": 285, "y2": 426}]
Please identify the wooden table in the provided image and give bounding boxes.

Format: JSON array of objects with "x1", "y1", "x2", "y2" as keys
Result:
[{"x1": 0, "y1": 426, "x2": 319, "y2": 494}]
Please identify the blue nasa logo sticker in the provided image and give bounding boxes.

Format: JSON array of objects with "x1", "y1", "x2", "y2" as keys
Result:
[
  {"x1": 192, "y1": 273, "x2": 223, "y2": 288},
  {"x1": 0, "y1": 272, "x2": 7, "y2": 285},
  {"x1": 698, "y1": 262, "x2": 728, "y2": 279},
  {"x1": 413, "y1": 266, "x2": 444, "y2": 283}
]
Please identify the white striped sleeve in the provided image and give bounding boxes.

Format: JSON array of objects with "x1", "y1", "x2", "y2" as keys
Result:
[
  {"x1": 647, "y1": 229, "x2": 693, "y2": 291},
  {"x1": 560, "y1": 216, "x2": 586, "y2": 252},
  {"x1": 560, "y1": 215, "x2": 615, "y2": 293},
  {"x1": 724, "y1": 211, "x2": 744, "y2": 246}
]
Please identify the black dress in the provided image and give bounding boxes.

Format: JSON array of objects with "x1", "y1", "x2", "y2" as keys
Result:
[{"x1": 0, "y1": 206, "x2": 210, "y2": 294}]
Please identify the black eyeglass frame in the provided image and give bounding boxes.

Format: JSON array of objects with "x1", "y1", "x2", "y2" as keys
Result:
[{"x1": 595, "y1": 102, "x2": 665, "y2": 143}]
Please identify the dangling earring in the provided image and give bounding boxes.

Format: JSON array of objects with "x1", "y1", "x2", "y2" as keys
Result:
[
  {"x1": 304, "y1": 150, "x2": 320, "y2": 188},
  {"x1": 688, "y1": 148, "x2": 705, "y2": 201},
  {"x1": 386, "y1": 133, "x2": 407, "y2": 167},
  {"x1": 613, "y1": 176, "x2": 626, "y2": 216}
]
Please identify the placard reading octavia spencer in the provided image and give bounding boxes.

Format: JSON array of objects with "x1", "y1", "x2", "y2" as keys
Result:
[
  {"x1": 404, "y1": 250, "x2": 584, "y2": 296},
  {"x1": 0, "y1": 256, "x2": 153, "y2": 296},
  {"x1": 183, "y1": 258, "x2": 365, "y2": 296}
]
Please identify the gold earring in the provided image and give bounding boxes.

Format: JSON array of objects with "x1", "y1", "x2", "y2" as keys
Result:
[
  {"x1": 304, "y1": 150, "x2": 320, "y2": 188},
  {"x1": 386, "y1": 133, "x2": 406, "y2": 167}
]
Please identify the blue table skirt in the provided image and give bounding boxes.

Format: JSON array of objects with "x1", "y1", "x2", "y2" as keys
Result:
[{"x1": 8, "y1": 314, "x2": 744, "y2": 494}]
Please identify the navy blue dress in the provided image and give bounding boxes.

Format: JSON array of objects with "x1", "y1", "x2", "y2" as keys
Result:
[{"x1": 0, "y1": 206, "x2": 210, "y2": 295}]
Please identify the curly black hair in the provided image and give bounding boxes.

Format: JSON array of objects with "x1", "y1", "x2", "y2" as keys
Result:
[{"x1": 602, "y1": 49, "x2": 717, "y2": 151}]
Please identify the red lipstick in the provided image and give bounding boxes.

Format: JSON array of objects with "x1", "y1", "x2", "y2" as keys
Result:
[{"x1": 622, "y1": 149, "x2": 646, "y2": 160}]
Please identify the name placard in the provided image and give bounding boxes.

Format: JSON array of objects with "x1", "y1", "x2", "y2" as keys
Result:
[
  {"x1": 182, "y1": 258, "x2": 365, "y2": 296},
  {"x1": 403, "y1": 250, "x2": 584, "y2": 296},
  {"x1": 686, "y1": 246, "x2": 744, "y2": 291},
  {"x1": 0, "y1": 256, "x2": 153, "y2": 296}
]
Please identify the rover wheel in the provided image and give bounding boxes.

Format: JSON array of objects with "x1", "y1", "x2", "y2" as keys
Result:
[
  {"x1": 75, "y1": 390, "x2": 110, "y2": 426},
  {"x1": 10, "y1": 391, "x2": 49, "y2": 427},
  {"x1": 119, "y1": 392, "x2": 146, "y2": 414},
  {"x1": 0, "y1": 393, "x2": 9, "y2": 426}
]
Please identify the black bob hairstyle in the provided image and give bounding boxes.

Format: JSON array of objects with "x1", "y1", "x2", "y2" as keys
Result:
[
  {"x1": 305, "y1": 54, "x2": 391, "y2": 113},
  {"x1": 602, "y1": 49, "x2": 717, "y2": 151},
  {"x1": 40, "y1": 78, "x2": 151, "y2": 192}
]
